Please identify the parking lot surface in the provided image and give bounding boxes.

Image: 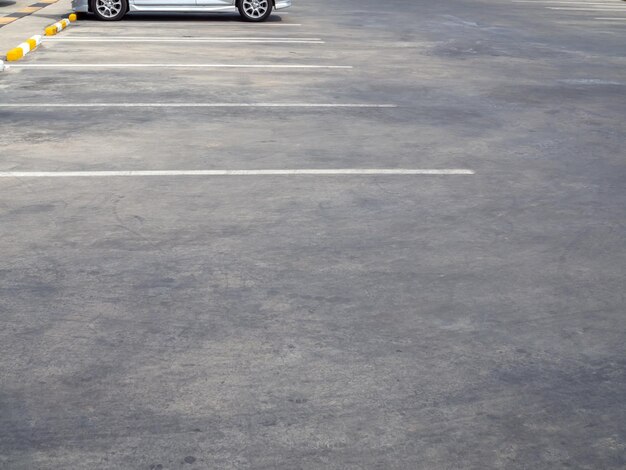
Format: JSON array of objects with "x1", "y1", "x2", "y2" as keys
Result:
[{"x1": 1, "y1": 0, "x2": 626, "y2": 468}]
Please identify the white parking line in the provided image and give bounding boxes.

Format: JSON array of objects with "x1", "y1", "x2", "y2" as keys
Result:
[
  {"x1": 46, "y1": 36, "x2": 322, "y2": 40},
  {"x1": 546, "y1": 6, "x2": 626, "y2": 10},
  {"x1": 0, "y1": 169, "x2": 476, "y2": 177},
  {"x1": 0, "y1": 103, "x2": 396, "y2": 108},
  {"x1": 595, "y1": 16, "x2": 626, "y2": 19},
  {"x1": 10, "y1": 64, "x2": 351, "y2": 69},
  {"x1": 512, "y1": 1, "x2": 624, "y2": 4},
  {"x1": 43, "y1": 38, "x2": 325, "y2": 43}
]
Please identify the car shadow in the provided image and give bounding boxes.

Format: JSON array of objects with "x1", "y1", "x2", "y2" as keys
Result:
[{"x1": 23, "y1": 12, "x2": 70, "y2": 19}]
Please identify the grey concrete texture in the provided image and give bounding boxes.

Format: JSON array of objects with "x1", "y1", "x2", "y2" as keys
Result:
[{"x1": 1, "y1": 0, "x2": 626, "y2": 469}]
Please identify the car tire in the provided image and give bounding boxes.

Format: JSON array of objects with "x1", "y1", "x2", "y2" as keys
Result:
[
  {"x1": 238, "y1": 0, "x2": 273, "y2": 22},
  {"x1": 92, "y1": 0, "x2": 127, "y2": 21}
]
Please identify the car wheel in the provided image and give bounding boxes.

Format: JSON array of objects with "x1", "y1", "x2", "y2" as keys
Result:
[
  {"x1": 238, "y1": 0, "x2": 273, "y2": 22},
  {"x1": 92, "y1": 0, "x2": 127, "y2": 21}
]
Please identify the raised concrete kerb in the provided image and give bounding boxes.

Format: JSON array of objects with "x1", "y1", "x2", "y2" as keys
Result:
[
  {"x1": 45, "y1": 14, "x2": 77, "y2": 36},
  {"x1": 1, "y1": 11, "x2": 78, "y2": 70},
  {"x1": 5, "y1": 35, "x2": 42, "y2": 62}
]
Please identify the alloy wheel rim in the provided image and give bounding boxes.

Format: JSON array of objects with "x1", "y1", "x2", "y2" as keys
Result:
[
  {"x1": 96, "y1": 0, "x2": 122, "y2": 18},
  {"x1": 242, "y1": 0, "x2": 269, "y2": 18}
]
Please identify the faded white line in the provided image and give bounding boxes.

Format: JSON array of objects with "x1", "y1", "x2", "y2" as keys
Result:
[
  {"x1": 546, "y1": 6, "x2": 626, "y2": 10},
  {"x1": 0, "y1": 169, "x2": 476, "y2": 177},
  {"x1": 43, "y1": 38, "x2": 324, "y2": 43},
  {"x1": 595, "y1": 16, "x2": 626, "y2": 19},
  {"x1": 10, "y1": 63, "x2": 351, "y2": 69},
  {"x1": 513, "y1": 1, "x2": 624, "y2": 3},
  {"x1": 47, "y1": 36, "x2": 322, "y2": 40},
  {"x1": 0, "y1": 103, "x2": 396, "y2": 108},
  {"x1": 559, "y1": 78, "x2": 623, "y2": 85}
]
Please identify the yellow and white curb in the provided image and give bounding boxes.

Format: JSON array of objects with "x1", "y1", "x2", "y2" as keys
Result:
[
  {"x1": 45, "y1": 13, "x2": 77, "y2": 36},
  {"x1": 6, "y1": 35, "x2": 42, "y2": 62}
]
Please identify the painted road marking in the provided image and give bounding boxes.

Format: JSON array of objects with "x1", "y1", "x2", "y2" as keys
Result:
[
  {"x1": 45, "y1": 36, "x2": 323, "y2": 40},
  {"x1": 512, "y1": 1, "x2": 625, "y2": 3},
  {"x1": 43, "y1": 38, "x2": 325, "y2": 43},
  {"x1": 0, "y1": 169, "x2": 476, "y2": 178},
  {"x1": 0, "y1": 103, "x2": 396, "y2": 108},
  {"x1": 10, "y1": 63, "x2": 352, "y2": 69},
  {"x1": 546, "y1": 6, "x2": 626, "y2": 10},
  {"x1": 0, "y1": 0, "x2": 57, "y2": 28}
]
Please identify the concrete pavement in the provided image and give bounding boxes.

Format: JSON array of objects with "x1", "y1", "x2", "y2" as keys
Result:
[{"x1": 1, "y1": 0, "x2": 625, "y2": 468}]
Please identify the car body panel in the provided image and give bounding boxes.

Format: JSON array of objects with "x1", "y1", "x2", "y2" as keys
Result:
[
  {"x1": 72, "y1": 0, "x2": 90, "y2": 12},
  {"x1": 71, "y1": 0, "x2": 291, "y2": 13},
  {"x1": 195, "y1": 0, "x2": 232, "y2": 7}
]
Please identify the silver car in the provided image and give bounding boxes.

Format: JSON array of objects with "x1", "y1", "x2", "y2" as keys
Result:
[{"x1": 72, "y1": 0, "x2": 291, "y2": 22}]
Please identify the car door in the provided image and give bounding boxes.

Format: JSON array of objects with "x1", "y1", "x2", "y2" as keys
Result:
[
  {"x1": 195, "y1": 0, "x2": 234, "y2": 8},
  {"x1": 132, "y1": 0, "x2": 195, "y2": 8}
]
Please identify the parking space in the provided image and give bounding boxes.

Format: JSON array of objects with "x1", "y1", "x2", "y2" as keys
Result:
[
  {"x1": 509, "y1": 0, "x2": 626, "y2": 22},
  {"x1": 1, "y1": 4, "x2": 475, "y2": 174},
  {"x1": 1, "y1": 0, "x2": 626, "y2": 468}
]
